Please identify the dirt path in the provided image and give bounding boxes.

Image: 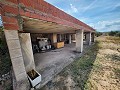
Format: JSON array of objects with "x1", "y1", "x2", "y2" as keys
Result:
[{"x1": 40, "y1": 36, "x2": 120, "y2": 90}]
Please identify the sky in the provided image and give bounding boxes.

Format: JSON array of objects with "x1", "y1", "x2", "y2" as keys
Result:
[
  {"x1": 45, "y1": 0, "x2": 120, "y2": 32},
  {"x1": 0, "y1": 16, "x2": 3, "y2": 26}
]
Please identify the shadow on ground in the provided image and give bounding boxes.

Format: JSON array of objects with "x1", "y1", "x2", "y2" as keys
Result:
[{"x1": 40, "y1": 41, "x2": 100, "y2": 90}]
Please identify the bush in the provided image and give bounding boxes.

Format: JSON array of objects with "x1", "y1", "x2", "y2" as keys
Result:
[
  {"x1": 95, "y1": 32, "x2": 102, "y2": 37},
  {"x1": 109, "y1": 31, "x2": 120, "y2": 37},
  {"x1": 116, "y1": 32, "x2": 120, "y2": 37},
  {"x1": 0, "y1": 27, "x2": 11, "y2": 76}
]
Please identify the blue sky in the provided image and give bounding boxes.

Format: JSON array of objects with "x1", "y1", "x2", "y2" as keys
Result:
[
  {"x1": 0, "y1": 16, "x2": 3, "y2": 26},
  {"x1": 45, "y1": 0, "x2": 120, "y2": 32}
]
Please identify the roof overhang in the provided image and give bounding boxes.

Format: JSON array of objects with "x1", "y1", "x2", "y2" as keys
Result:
[{"x1": 23, "y1": 17, "x2": 80, "y2": 34}]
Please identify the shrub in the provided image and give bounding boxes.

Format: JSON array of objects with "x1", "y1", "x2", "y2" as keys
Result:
[
  {"x1": 0, "y1": 27, "x2": 11, "y2": 76},
  {"x1": 109, "y1": 31, "x2": 120, "y2": 37},
  {"x1": 95, "y1": 32, "x2": 102, "y2": 37}
]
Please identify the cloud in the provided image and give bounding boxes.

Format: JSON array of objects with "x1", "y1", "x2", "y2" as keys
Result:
[
  {"x1": 82, "y1": 0, "x2": 98, "y2": 13},
  {"x1": 112, "y1": 3, "x2": 120, "y2": 10},
  {"x1": 44, "y1": 0, "x2": 120, "y2": 32},
  {"x1": 70, "y1": 4, "x2": 78, "y2": 13},
  {"x1": 89, "y1": 19, "x2": 120, "y2": 32}
]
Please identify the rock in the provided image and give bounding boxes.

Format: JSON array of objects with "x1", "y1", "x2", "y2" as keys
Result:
[
  {"x1": 30, "y1": 88, "x2": 34, "y2": 90},
  {"x1": 0, "y1": 78, "x2": 2, "y2": 81},
  {"x1": 2, "y1": 75, "x2": 5, "y2": 78},
  {"x1": 35, "y1": 83, "x2": 41, "y2": 89}
]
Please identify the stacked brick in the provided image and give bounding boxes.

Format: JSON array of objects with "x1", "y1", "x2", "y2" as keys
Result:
[{"x1": 0, "y1": 0, "x2": 19, "y2": 30}]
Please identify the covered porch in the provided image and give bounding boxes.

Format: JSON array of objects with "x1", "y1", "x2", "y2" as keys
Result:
[
  {"x1": 34, "y1": 43, "x2": 91, "y2": 87},
  {"x1": 20, "y1": 17, "x2": 95, "y2": 88},
  {"x1": 3, "y1": 16, "x2": 95, "y2": 89}
]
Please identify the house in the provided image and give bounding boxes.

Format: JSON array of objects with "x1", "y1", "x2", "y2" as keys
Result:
[{"x1": 0, "y1": 0, "x2": 95, "y2": 89}]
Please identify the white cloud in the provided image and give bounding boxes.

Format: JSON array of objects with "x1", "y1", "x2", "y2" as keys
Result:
[
  {"x1": 89, "y1": 19, "x2": 120, "y2": 32},
  {"x1": 81, "y1": 0, "x2": 98, "y2": 13},
  {"x1": 70, "y1": 4, "x2": 78, "y2": 13}
]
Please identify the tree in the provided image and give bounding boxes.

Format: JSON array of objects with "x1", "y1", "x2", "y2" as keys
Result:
[
  {"x1": 109, "y1": 31, "x2": 120, "y2": 37},
  {"x1": 95, "y1": 32, "x2": 102, "y2": 37},
  {"x1": 116, "y1": 32, "x2": 120, "y2": 37}
]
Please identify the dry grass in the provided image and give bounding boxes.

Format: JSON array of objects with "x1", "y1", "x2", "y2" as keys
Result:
[
  {"x1": 85, "y1": 36, "x2": 120, "y2": 90},
  {"x1": 40, "y1": 36, "x2": 120, "y2": 90}
]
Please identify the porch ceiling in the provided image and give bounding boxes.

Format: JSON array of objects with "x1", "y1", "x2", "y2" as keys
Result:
[{"x1": 23, "y1": 17, "x2": 77, "y2": 34}]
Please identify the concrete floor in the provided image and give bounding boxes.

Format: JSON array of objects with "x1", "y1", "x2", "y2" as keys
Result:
[{"x1": 34, "y1": 43, "x2": 88, "y2": 88}]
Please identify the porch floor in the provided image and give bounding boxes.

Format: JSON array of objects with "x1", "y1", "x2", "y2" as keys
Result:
[{"x1": 34, "y1": 43, "x2": 88, "y2": 88}]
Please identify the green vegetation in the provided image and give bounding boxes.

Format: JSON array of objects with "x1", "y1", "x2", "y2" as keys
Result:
[
  {"x1": 0, "y1": 26, "x2": 11, "y2": 76},
  {"x1": 109, "y1": 31, "x2": 120, "y2": 37},
  {"x1": 95, "y1": 31, "x2": 120, "y2": 37},
  {"x1": 0, "y1": 27, "x2": 12, "y2": 90},
  {"x1": 95, "y1": 32, "x2": 102, "y2": 37}
]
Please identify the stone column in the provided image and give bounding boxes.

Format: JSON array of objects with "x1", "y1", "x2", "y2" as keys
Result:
[
  {"x1": 4, "y1": 30, "x2": 30, "y2": 90},
  {"x1": 91, "y1": 33, "x2": 95, "y2": 42},
  {"x1": 52, "y1": 33, "x2": 57, "y2": 43},
  {"x1": 69, "y1": 34, "x2": 72, "y2": 44},
  {"x1": 19, "y1": 33, "x2": 35, "y2": 72},
  {"x1": 86, "y1": 32, "x2": 91, "y2": 45},
  {"x1": 76, "y1": 30, "x2": 84, "y2": 52}
]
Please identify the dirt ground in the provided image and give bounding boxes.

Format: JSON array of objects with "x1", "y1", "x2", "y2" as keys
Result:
[{"x1": 40, "y1": 36, "x2": 120, "y2": 90}]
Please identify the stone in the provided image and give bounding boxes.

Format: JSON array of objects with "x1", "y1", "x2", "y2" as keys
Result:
[
  {"x1": 12, "y1": 57, "x2": 26, "y2": 76},
  {"x1": 0, "y1": 78, "x2": 2, "y2": 81},
  {"x1": 35, "y1": 83, "x2": 41, "y2": 89},
  {"x1": 4, "y1": 30, "x2": 19, "y2": 40},
  {"x1": 30, "y1": 88, "x2": 35, "y2": 90},
  {"x1": 4, "y1": 30, "x2": 29, "y2": 90},
  {"x1": 19, "y1": 33, "x2": 35, "y2": 72},
  {"x1": 16, "y1": 72, "x2": 28, "y2": 82},
  {"x1": 9, "y1": 48, "x2": 22, "y2": 59},
  {"x1": 16, "y1": 79, "x2": 30, "y2": 90},
  {"x1": 7, "y1": 39, "x2": 21, "y2": 50}
]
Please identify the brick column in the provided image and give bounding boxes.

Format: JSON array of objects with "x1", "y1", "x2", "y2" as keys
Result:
[
  {"x1": 76, "y1": 30, "x2": 84, "y2": 52},
  {"x1": 86, "y1": 32, "x2": 91, "y2": 45}
]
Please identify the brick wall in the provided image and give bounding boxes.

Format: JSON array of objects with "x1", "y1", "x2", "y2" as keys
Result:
[
  {"x1": 0, "y1": 0, "x2": 19, "y2": 30},
  {"x1": 0, "y1": 0, "x2": 95, "y2": 31}
]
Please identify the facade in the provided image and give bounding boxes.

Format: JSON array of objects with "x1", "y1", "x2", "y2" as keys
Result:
[{"x1": 0, "y1": 0, "x2": 95, "y2": 89}]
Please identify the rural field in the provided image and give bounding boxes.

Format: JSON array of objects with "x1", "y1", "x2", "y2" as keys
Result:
[{"x1": 41, "y1": 36, "x2": 120, "y2": 90}]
